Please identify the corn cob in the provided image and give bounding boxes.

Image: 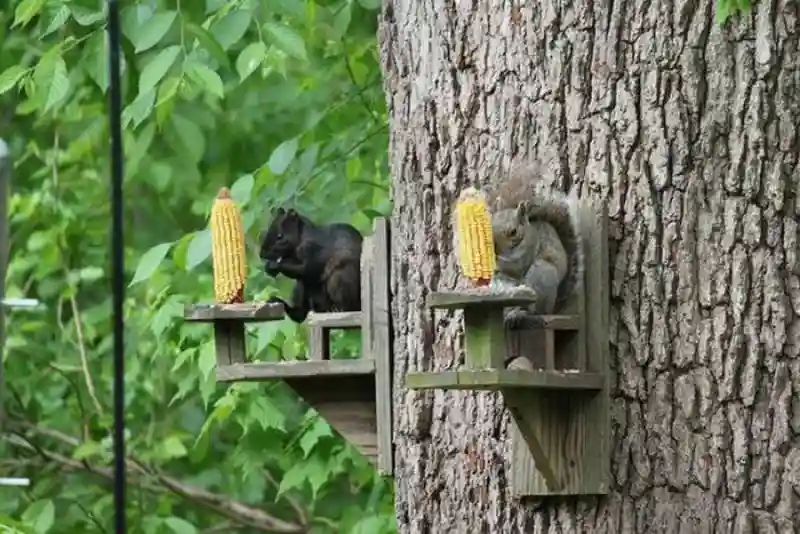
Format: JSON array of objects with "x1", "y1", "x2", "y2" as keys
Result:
[
  {"x1": 454, "y1": 187, "x2": 495, "y2": 286},
  {"x1": 210, "y1": 187, "x2": 246, "y2": 303}
]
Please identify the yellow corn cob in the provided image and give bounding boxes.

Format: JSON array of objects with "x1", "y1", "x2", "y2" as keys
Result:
[
  {"x1": 210, "y1": 187, "x2": 246, "y2": 303},
  {"x1": 454, "y1": 187, "x2": 496, "y2": 286}
]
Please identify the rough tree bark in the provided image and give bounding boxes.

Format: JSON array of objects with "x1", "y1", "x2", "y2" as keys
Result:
[{"x1": 379, "y1": 0, "x2": 799, "y2": 531}]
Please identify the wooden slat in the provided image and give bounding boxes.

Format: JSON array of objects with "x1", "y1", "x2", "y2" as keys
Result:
[
  {"x1": 364, "y1": 218, "x2": 394, "y2": 475},
  {"x1": 214, "y1": 321, "x2": 245, "y2": 366},
  {"x1": 216, "y1": 359, "x2": 376, "y2": 382},
  {"x1": 184, "y1": 302, "x2": 285, "y2": 322},
  {"x1": 308, "y1": 326, "x2": 328, "y2": 360},
  {"x1": 507, "y1": 314, "x2": 581, "y2": 331},
  {"x1": 404, "y1": 370, "x2": 605, "y2": 391},
  {"x1": 308, "y1": 311, "x2": 362, "y2": 329},
  {"x1": 313, "y1": 401, "x2": 378, "y2": 464},
  {"x1": 427, "y1": 289, "x2": 537, "y2": 310},
  {"x1": 464, "y1": 307, "x2": 506, "y2": 369}
]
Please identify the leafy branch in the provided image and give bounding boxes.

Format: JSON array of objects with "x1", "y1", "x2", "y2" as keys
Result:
[{"x1": 5, "y1": 422, "x2": 309, "y2": 533}]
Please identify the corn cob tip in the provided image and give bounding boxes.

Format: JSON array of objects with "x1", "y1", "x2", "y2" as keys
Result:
[
  {"x1": 457, "y1": 186, "x2": 486, "y2": 204},
  {"x1": 217, "y1": 187, "x2": 231, "y2": 200}
]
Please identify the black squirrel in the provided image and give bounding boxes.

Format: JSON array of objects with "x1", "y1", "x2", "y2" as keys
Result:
[
  {"x1": 259, "y1": 207, "x2": 362, "y2": 323},
  {"x1": 484, "y1": 167, "x2": 584, "y2": 328}
]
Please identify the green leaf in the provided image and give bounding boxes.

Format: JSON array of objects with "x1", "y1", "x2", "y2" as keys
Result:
[
  {"x1": 20, "y1": 500, "x2": 55, "y2": 534},
  {"x1": 33, "y1": 51, "x2": 71, "y2": 113},
  {"x1": 277, "y1": 463, "x2": 307, "y2": 498},
  {"x1": 186, "y1": 61, "x2": 224, "y2": 98},
  {"x1": 155, "y1": 76, "x2": 181, "y2": 124},
  {"x1": 0, "y1": 514, "x2": 38, "y2": 534},
  {"x1": 0, "y1": 66, "x2": 28, "y2": 95},
  {"x1": 357, "y1": 0, "x2": 382, "y2": 9},
  {"x1": 236, "y1": 42, "x2": 267, "y2": 81},
  {"x1": 198, "y1": 341, "x2": 216, "y2": 382},
  {"x1": 716, "y1": 0, "x2": 732, "y2": 24},
  {"x1": 170, "y1": 114, "x2": 206, "y2": 163},
  {"x1": 186, "y1": 23, "x2": 230, "y2": 68},
  {"x1": 130, "y1": 242, "x2": 172, "y2": 286},
  {"x1": 42, "y1": 5, "x2": 71, "y2": 36},
  {"x1": 13, "y1": 0, "x2": 46, "y2": 28},
  {"x1": 160, "y1": 436, "x2": 189, "y2": 459},
  {"x1": 350, "y1": 517, "x2": 387, "y2": 534},
  {"x1": 73, "y1": 440, "x2": 105, "y2": 460},
  {"x1": 151, "y1": 298, "x2": 182, "y2": 337},
  {"x1": 133, "y1": 11, "x2": 177, "y2": 53},
  {"x1": 163, "y1": 517, "x2": 197, "y2": 534},
  {"x1": 306, "y1": 458, "x2": 329, "y2": 499},
  {"x1": 122, "y1": 4, "x2": 154, "y2": 41},
  {"x1": 70, "y1": 5, "x2": 105, "y2": 26},
  {"x1": 230, "y1": 174, "x2": 254, "y2": 206},
  {"x1": 122, "y1": 89, "x2": 156, "y2": 129},
  {"x1": 268, "y1": 138, "x2": 299, "y2": 175},
  {"x1": 299, "y1": 417, "x2": 333, "y2": 457},
  {"x1": 44, "y1": 56, "x2": 69, "y2": 113},
  {"x1": 249, "y1": 397, "x2": 285, "y2": 431},
  {"x1": 186, "y1": 229, "x2": 212, "y2": 270},
  {"x1": 83, "y1": 31, "x2": 110, "y2": 92},
  {"x1": 210, "y1": 10, "x2": 252, "y2": 50},
  {"x1": 332, "y1": 3, "x2": 352, "y2": 38},
  {"x1": 139, "y1": 45, "x2": 182, "y2": 94},
  {"x1": 263, "y1": 22, "x2": 308, "y2": 61}
]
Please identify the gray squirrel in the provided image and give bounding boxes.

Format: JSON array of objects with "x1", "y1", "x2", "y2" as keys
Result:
[{"x1": 484, "y1": 167, "x2": 584, "y2": 328}]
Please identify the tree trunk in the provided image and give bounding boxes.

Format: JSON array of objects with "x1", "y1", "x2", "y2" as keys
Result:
[{"x1": 379, "y1": 0, "x2": 800, "y2": 531}]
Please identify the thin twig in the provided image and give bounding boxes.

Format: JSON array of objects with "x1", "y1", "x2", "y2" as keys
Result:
[
  {"x1": 262, "y1": 468, "x2": 307, "y2": 524},
  {"x1": 341, "y1": 37, "x2": 375, "y2": 118},
  {"x1": 67, "y1": 289, "x2": 103, "y2": 415}
]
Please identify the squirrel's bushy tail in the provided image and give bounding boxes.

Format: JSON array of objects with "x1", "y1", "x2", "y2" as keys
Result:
[
  {"x1": 485, "y1": 165, "x2": 584, "y2": 310},
  {"x1": 528, "y1": 194, "x2": 584, "y2": 310}
]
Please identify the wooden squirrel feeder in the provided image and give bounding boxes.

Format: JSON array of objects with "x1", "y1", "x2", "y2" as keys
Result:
[
  {"x1": 184, "y1": 189, "x2": 393, "y2": 474},
  {"x1": 404, "y1": 191, "x2": 611, "y2": 497}
]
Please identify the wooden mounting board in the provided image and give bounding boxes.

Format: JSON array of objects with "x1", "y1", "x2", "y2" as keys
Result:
[
  {"x1": 184, "y1": 302, "x2": 285, "y2": 322},
  {"x1": 404, "y1": 370, "x2": 605, "y2": 391},
  {"x1": 308, "y1": 311, "x2": 362, "y2": 329},
  {"x1": 216, "y1": 359, "x2": 375, "y2": 382}
]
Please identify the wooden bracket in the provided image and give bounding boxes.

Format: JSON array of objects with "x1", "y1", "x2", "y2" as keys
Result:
[
  {"x1": 183, "y1": 217, "x2": 394, "y2": 476},
  {"x1": 405, "y1": 199, "x2": 610, "y2": 497}
]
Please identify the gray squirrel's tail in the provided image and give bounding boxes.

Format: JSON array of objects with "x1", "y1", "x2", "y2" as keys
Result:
[
  {"x1": 485, "y1": 165, "x2": 584, "y2": 311},
  {"x1": 525, "y1": 192, "x2": 584, "y2": 310}
]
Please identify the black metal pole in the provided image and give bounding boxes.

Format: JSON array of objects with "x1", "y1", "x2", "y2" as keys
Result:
[
  {"x1": 0, "y1": 139, "x2": 10, "y2": 437},
  {"x1": 106, "y1": 0, "x2": 126, "y2": 531}
]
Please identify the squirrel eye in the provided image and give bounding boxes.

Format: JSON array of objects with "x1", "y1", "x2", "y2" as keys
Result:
[{"x1": 277, "y1": 233, "x2": 283, "y2": 239}]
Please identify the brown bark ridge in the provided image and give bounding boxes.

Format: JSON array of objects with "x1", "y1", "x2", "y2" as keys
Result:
[{"x1": 378, "y1": 0, "x2": 800, "y2": 531}]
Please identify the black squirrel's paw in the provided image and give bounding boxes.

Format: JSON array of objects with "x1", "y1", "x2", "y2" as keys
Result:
[
  {"x1": 266, "y1": 296, "x2": 287, "y2": 307},
  {"x1": 264, "y1": 259, "x2": 281, "y2": 276},
  {"x1": 503, "y1": 307, "x2": 529, "y2": 328}
]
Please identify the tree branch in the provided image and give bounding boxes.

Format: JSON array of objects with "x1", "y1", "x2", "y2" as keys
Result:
[
  {"x1": 6, "y1": 422, "x2": 308, "y2": 534},
  {"x1": 65, "y1": 286, "x2": 104, "y2": 415}
]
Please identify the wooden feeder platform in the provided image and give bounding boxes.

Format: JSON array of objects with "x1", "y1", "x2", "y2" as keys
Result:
[
  {"x1": 184, "y1": 218, "x2": 393, "y2": 474},
  {"x1": 405, "y1": 199, "x2": 611, "y2": 498}
]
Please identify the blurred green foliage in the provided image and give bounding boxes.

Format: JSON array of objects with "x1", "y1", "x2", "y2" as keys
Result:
[{"x1": 0, "y1": 0, "x2": 393, "y2": 531}]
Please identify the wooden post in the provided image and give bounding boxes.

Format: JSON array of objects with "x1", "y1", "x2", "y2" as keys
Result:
[{"x1": 363, "y1": 218, "x2": 394, "y2": 475}]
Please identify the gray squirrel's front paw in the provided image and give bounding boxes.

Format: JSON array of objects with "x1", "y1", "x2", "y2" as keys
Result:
[{"x1": 503, "y1": 307, "x2": 529, "y2": 328}]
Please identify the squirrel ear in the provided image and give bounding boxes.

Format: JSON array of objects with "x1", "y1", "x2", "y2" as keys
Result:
[
  {"x1": 286, "y1": 208, "x2": 298, "y2": 218},
  {"x1": 274, "y1": 207, "x2": 285, "y2": 216},
  {"x1": 515, "y1": 202, "x2": 529, "y2": 223}
]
